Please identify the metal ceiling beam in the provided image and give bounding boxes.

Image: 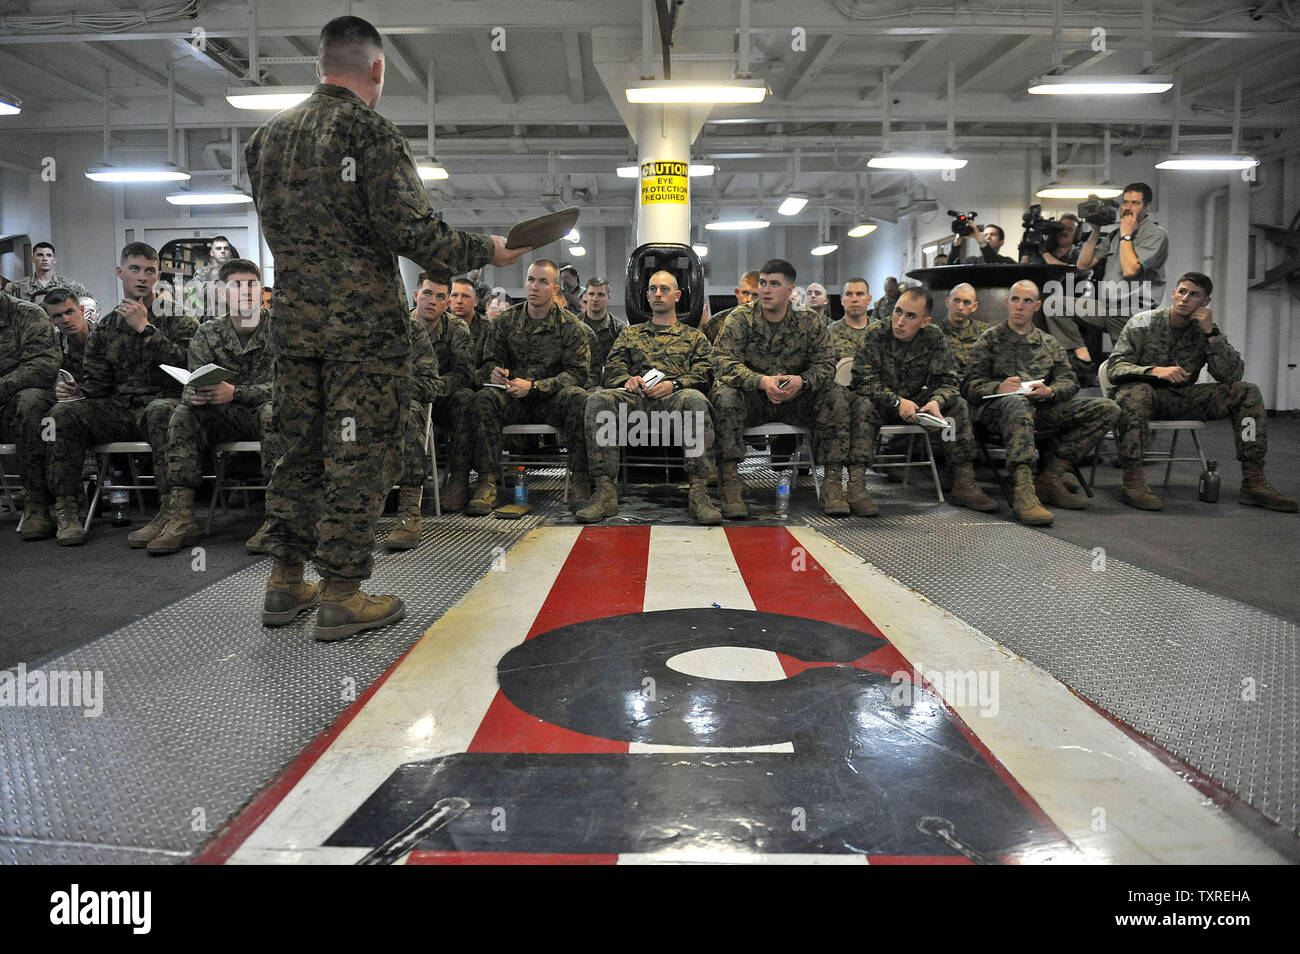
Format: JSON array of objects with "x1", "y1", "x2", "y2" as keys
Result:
[
  {"x1": 783, "y1": 34, "x2": 844, "y2": 101},
  {"x1": 562, "y1": 31, "x2": 586, "y2": 104},
  {"x1": 383, "y1": 35, "x2": 426, "y2": 102},
  {"x1": 473, "y1": 30, "x2": 516, "y2": 103},
  {"x1": 1179, "y1": 44, "x2": 1299, "y2": 101},
  {"x1": 955, "y1": 35, "x2": 1038, "y2": 90},
  {"x1": 886, "y1": 35, "x2": 946, "y2": 87},
  {"x1": 75, "y1": 42, "x2": 205, "y2": 106},
  {"x1": 0, "y1": 46, "x2": 126, "y2": 107}
]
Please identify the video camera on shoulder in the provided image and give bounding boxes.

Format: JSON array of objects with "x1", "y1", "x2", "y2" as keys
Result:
[
  {"x1": 948, "y1": 210, "x2": 978, "y2": 236},
  {"x1": 1018, "y1": 203, "x2": 1067, "y2": 256},
  {"x1": 1078, "y1": 194, "x2": 1119, "y2": 227}
]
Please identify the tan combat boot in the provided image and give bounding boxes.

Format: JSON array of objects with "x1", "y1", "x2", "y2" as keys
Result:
[
  {"x1": 569, "y1": 471, "x2": 593, "y2": 510},
  {"x1": 948, "y1": 463, "x2": 999, "y2": 512},
  {"x1": 385, "y1": 486, "x2": 423, "y2": 550},
  {"x1": 846, "y1": 464, "x2": 879, "y2": 517},
  {"x1": 20, "y1": 500, "x2": 54, "y2": 540},
  {"x1": 127, "y1": 494, "x2": 172, "y2": 548},
  {"x1": 314, "y1": 579, "x2": 406, "y2": 642},
  {"x1": 821, "y1": 463, "x2": 850, "y2": 516},
  {"x1": 719, "y1": 461, "x2": 747, "y2": 519},
  {"x1": 1011, "y1": 465, "x2": 1054, "y2": 526},
  {"x1": 1120, "y1": 468, "x2": 1163, "y2": 511},
  {"x1": 575, "y1": 476, "x2": 618, "y2": 523},
  {"x1": 1240, "y1": 462, "x2": 1298, "y2": 513},
  {"x1": 1035, "y1": 456, "x2": 1088, "y2": 510},
  {"x1": 441, "y1": 472, "x2": 470, "y2": 511},
  {"x1": 261, "y1": 562, "x2": 320, "y2": 626},
  {"x1": 147, "y1": 487, "x2": 203, "y2": 555},
  {"x1": 466, "y1": 472, "x2": 500, "y2": 516},
  {"x1": 245, "y1": 519, "x2": 273, "y2": 554},
  {"x1": 688, "y1": 477, "x2": 723, "y2": 525},
  {"x1": 55, "y1": 495, "x2": 87, "y2": 546}
]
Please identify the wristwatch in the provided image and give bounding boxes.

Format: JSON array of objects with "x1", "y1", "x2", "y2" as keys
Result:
[
  {"x1": 1120, "y1": 235, "x2": 1134, "y2": 243},
  {"x1": 233, "y1": 385, "x2": 246, "y2": 403},
  {"x1": 1204, "y1": 327, "x2": 1220, "y2": 339}
]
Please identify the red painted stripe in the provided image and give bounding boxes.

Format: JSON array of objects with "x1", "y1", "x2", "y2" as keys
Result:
[
  {"x1": 406, "y1": 851, "x2": 618, "y2": 865},
  {"x1": 194, "y1": 637, "x2": 422, "y2": 866},
  {"x1": 468, "y1": 526, "x2": 650, "y2": 754}
]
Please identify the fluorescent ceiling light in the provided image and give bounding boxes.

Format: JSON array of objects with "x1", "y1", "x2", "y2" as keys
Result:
[
  {"x1": 617, "y1": 163, "x2": 716, "y2": 178},
  {"x1": 691, "y1": 243, "x2": 708, "y2": 258},
  {"x1": 86, "y1": 163, "x2": 191, "y2": 183},
  {"x1": 568, "y1": 246, "x2": 586, "y2": 256},
  {"x1": 1035, "y1": 184, "x2": 1123, "y2": 199},
  {"x1": 810, "y1": 243, "x2": 838, "y2": 256},
  {"x1": 226, "y1": 85, "x2": 313, "y2": 110},
  {"x1": 1028, "y1": 74, "x2": 1172, "y2": 95},
  {"x1": 565, "y1": 228, "x2": 580, "y2": 242},
  {"x1": 777, "y1": 195, "x2": 808, "y2": 216},
  {"x1": 867, "y1": 153, "x2": 967, "y2": 170},
  {"x1": 1154, "y1": 154, "x2": 1259, "y2": 171},
  {"x1": 625, "y1": 80, "x2": 766, "y2": 105},
  {"x1": 704, "y1": 219, "x2": 770, "y2": 231},
  {"x1": 847, "y1": 223, "x2": 878, "y2": 238},
  {"x1": 416, "y1": 157, "x2": 449, "y2": 181},
  {"x1": 0, "y1": 95, "x2": 20, "y2": 116},
  {"x1": 166, "y1": 188, "x2": 253, "y2": 205}
]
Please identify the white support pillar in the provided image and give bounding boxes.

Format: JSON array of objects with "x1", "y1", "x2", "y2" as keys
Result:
[{"x1": 633, "y1": 105, "x2": 692, "y2": 247}]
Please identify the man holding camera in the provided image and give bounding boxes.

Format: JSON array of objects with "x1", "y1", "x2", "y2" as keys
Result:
[
  {"x1": 957, "y1": 223, "x2": 1017, "y2": 266},
  {"x1": 1021, "y1": 212, "x2": 1101, "y2": 384},
  {"x1": 1077, "y1": 182, "x2": 1168, "y2": 339}
]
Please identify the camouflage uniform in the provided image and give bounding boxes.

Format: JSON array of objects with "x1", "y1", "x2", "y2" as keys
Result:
[
  {"x1": 1106, "y1": 306, "x2": 1267, "y2": 468},
  {"x1": 828, "y1": 318, "x2": 870, "y2": 360},
  {"x1": 166, "y1": 314, "x2": 276, "y2": 490},
  {"x1": 0, "y1": 294, "x2": 60, "y2": 502},
  {"x1": 462, "y1": 313, "x2": 493, "y2": 386},
  {"x1": 584, "y1": 321, "x2": 714, "y2": 480},
  {"x1": 44, "y1": 301, "x2": 196, "y2": 499},
  {"x1": 245, "y1": 83, "x2": 494, "y2": 580},
  {"x1": 4, "y1": 272, "x2": 90, "y2": 303},
  {"x1": 700, "y1": 306, "x2": 734, "y2": 344},
  {"x1": 575, "y1": 320, "x2": 601, "y2": 388},
  {"x1": 415, "y1": 313, "x2": 476, "y2": 480},
  {"x1": 939, "y1": 317, "x2": 990, "y2": 373},
  {"x1": 963, "y1": 323, "x2": 1118, "y2": 469},
  {"x1": 710, "y1": 300, "x2": 848, "y2": 464},
  {"x1": 872, "y1": 292, "x2": 899, "y2": 323},
  {"x1": 399, "y1": 317, "x2": 439, "y2": 486},
  {"x1": 849, "y1": 322, "x2": 980, "y2": 466},
  {"x1": 472, "y1": 300, "x2": 589, "y2": 476},
  {"x1": 583, "y1": 312, "x2": 628, "y2": 385}
]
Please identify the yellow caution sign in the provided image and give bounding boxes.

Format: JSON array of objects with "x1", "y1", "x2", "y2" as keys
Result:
[{"x1": 640, "y1": 160, "x2": 689, "y2": 205}]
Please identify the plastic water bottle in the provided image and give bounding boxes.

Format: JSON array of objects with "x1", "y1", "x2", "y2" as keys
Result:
[
  {"x1": 1198, "y1": 459, "x2": 1220, "y2": 504},
  {"x1": 775, "y1": 471, "x2": 791, "y2": 520},
  {"x1": 514, "y1": 465, "x2": 528, "y2": 505},
  {"x1": 109, "y1": 469, "x2": 130, "y2": 525}
]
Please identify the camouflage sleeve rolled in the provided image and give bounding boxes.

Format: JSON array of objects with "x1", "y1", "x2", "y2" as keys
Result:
[
  {"x1": 712, "y1": 313, "x2": 763, "y2": 391},
  {"x1": 1204, "y1": 331, "x2": 1244, "y2": 384},
  {"x1": 409, "y1": 321, "x2": 440, "y2": 404},
  {"x1": 679, "y1": 331, "x2": 713, "y2": 392},
  {"x1": 851, "y1": 331, "x2": 902, "y2": 415},
  {"x1": 531, "y1": 319, "x2": 589, "y2": 397},
  {"x1": 801, "y1": 318, "x2": 836, "y2": 393},
  {"x1": 602, "y1": 328, "x2": 636, "y2": 389},
  {"x1": 434, "y1": 320, "x2": 475, "y2": 399},
  {"x1": 0, "y1": 305, "x2": 59, "y2": 403},
  {"x1": 1104, "y1": 320, "x2": 1152, "y2": 383},
  {"x1": 366, "y1": 133, "x2": 495, "y2": 276},
  {"x1": 1043, "y1": 335, "x2": 1079, "y2": 403},
  {"x1": 961, "y1": 331, "x2": 1001, "y2": 403},
  {"x1": 142, "y1": 311, "x2": 199, "y2": 372}
]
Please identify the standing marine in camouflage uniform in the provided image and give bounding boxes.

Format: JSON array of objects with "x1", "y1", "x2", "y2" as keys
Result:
[
  {"x1": 711, "y1": 258, "x2": 850, "y2": 518},
  {"x1": 3, "y1": 242, "x2": 91, "y2": 303},
  {"x1": 147, "y1": 259, "x2": 278, "y2": 556},
  {"x1": 701, "y1": 270, "x2": 759, "y2": 344},
  {"x1": 578, "y1": 270, "x2": 721, "y2": 525},
  {"x1": 939, "y1": 282, "x2": 990, "y2": 373},
  {"x1": 963, "y1": 280, "x2": 1119, "y2": 526},
  {"x1": 850, "y1": 288, "x2": 999, "y2": 516},
  {"x1": 183, "y1": 235, "x2": 235, "y2": 317},
  {"x1": 1105, "y1": 271, "x2": 1294, "y2": 512},
  {"x1": 245, "y1": 16, "x2": 526, "y2": 640},
  {"x1": 384, "y1": 313, "x2": 439, "y2": 550},
  {"x1": 468, "y1": 259, "x2": 590, "y2": 515},
  {"x1": 1, "y1": 291, "x2": 60, "y2": 536},
  {"x1": 41, "y1": 243, "x2": 196, "y2": 546}
]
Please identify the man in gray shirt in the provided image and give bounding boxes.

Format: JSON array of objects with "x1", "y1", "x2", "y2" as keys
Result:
[{"x1": 1077, "y1": 181, "x2": 1169, "y2": 340}]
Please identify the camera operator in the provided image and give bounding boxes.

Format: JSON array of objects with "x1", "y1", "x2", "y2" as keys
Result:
[
  {"x1": 1020, "y1": 211, "x2": 1099, "y2": 384},
  {"x1": 956, "y1": 221, "x2": 1016, "y2": 265},
  {"x1": 1077, "y1": 181, "x2": 1168, "y2": 339}
]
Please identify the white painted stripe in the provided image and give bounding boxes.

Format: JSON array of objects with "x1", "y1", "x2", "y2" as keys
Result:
[
  {"x1": 788, "y1": 527, "x2": 1287, "y2": 865},
  {"x1": 230, "y1": 527, "x2": 581, "y2": 862},
  {"x1": 618, "y1": 851, "x2": 868, "y2": 865}
]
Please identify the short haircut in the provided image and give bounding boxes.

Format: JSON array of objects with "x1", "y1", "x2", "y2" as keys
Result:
[
  {"x1": 843, "y1": 277, "x2": 869, "y2": 291},
  {"x1": 758, "y1": 259, "x2": 796, "y2": 283},
  {"x1": 33, "y1": 241, "x2": 55, "y2": 255},
  {"x1": 451, "y1": 278, "x2": 478, "y2": 296},
  {"x1": 218, "y1": 258, "x2": 262, "y2": 282},
  {"x1": 559, "y1": 264, "x2": 579, "y2": 277},
  {"x1": 1124, "y1": 181, "x2": 1154, "y2": 205},
  {"x1": 120, "y1": 241, "x2": 158, "y2": 264},
  {"x1": 210, "y1": 235, "x2": 232, "y2": 247},
  {"x1": 984, "y1": 224, "x2": 1005, "y2": 242},
  {"x1": 584, "y1": 277, "x2": 609, "y2": 291},
  {"x1": 738, "y1": 269, "x2": 760, "y2": 286},
  {"x1": 318, "y1": 15, "x2": 383, "y2": 77},
  {"x1": 1176, "y1": 271, "x2": 1213, "y2": 295},
  {"x1": 1060, "y1": 213, "x2": 1080, "y2": 225},
  {"x1": 41, "y1": 287, "x2": 78, "y2": 308},
  {"x1": 418, "y1": 266, "x2": 451, "y2": 288},
  {"x1": 531, "y1": 259, "x2": 560, "y2": 277},
  {"x1": 898, "y1": 286, "x2": 933, "y2": 316}
]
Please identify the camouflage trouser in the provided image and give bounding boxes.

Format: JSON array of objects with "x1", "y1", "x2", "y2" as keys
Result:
[
  {"x1": 167, "y1": 400, "x2": 273, "y2": 489},
  {"x1": 848, "y1": 394, "x2": 979, "y2": 466},
  {"x1": 4, "y1": 387, "x2": 55, "y2": 502},
  {"x1": 400, "y1": 399, "x2": 431, "y2": 487},
  {"x1": 263, "y1": 355, "x2": 409, "y2": 581},
  {"x1": 711, "y1": 384, "x2": 851, "y2": 464},
  {"x1": 45, "y1": 396, "x2": 177, "y2": 499},
  {"x1": 583, "y1": 388, "x2": 715, "y2": 480},
  {"x1": 1113, "y1": 381, "x2": 1267, "y2": 469},
  {"x1": 973, "y1": 394, "x2": 1119, "y2": 469},
  {"x1": 471, "y1": 385, "x2": 589, "y2": 476}
]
